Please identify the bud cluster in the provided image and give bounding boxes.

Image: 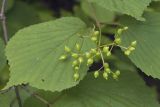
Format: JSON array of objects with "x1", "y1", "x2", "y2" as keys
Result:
[
  {"x1": 114, "y1": 27, "x2": 137, "y2": 56},
  {"x1": 59, "y1": 26, "x2": 137, "y2": 81},
  {"x1": 124, "y1": 41, "x2": 137, "y2": 56}
]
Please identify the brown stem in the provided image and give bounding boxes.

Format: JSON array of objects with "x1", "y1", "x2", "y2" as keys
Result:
[{"x1": 0, "y1": 0, "x2": 8, "y2": 44}]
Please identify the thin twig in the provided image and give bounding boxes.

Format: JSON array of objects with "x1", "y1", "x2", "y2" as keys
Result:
[
  {"x1": 86, "y1": 0, "x2": 101, "y2": 29},
  {"x1": 99, "y1": 49, "x2": 105, "y2": 64},
  {"x1": 21, "y1": 86, "x2": 51, "y2": 107},
  {"x1": 0, "y1": 0, "x2": 8, "y2": 44},
  {"x1": 86, "y1": 0, "x2": 102, "y2": 45},
  {"x1": 86, "y1": 0, "x2": 106, "y2": 65}
]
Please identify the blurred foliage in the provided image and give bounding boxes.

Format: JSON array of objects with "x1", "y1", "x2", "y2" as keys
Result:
[{"x1": 0, "y1": 0, "x2": 15, "y2": 12}]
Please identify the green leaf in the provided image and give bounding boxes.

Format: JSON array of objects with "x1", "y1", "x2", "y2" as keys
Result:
[
  {"x1": 113, "y1": 49, "x2": 137, "y2": 72},
  {"x1": 5, "y1": 17, "x2": 95, "y2": 92},
  {"x1": 0, "y1": 65, "x2": 10, "y2": 89},
  {"x1": 88, "y1": 0, "x2": 151, "y2": 21},
  {"x1": 0, "y1": 39, "x2": 6, "y2": 72},
  {"x1": 0, "y1": 90, "x2": 16, "y2": 107},
  {"x1": 121, "y1": 12, "x2": 160, "y2": 79},
  {"x1": 81, "y1": 1, "x2": 115, "y2": 23},
  {"x1": 24, "y1": 71, "x2": 159, "y2": 107}
]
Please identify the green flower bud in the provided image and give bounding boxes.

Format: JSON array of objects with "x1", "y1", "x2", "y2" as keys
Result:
[
  {"x1": 64, "y1": 45, "x2": 71, "y2": 52},
  {"x1": 78, "y1": 57, "x2": 84, "y2": 63},
  {"x1": 76, "y1": 43, "x2": 81, "y2": 51},
  {"x1": 124, "y1": 50, "x2": 131, "y2": 56},
  {"x1": 74, "y1": 66, "x2": 79, "y2": 71},
  {"x1": 91, "y1": 36, "x2": 97, "y2": 42},
  {"x1": 131, "y1": 41, "x2": 137, "y2": 47},
  {"x1": 59, "y1": 55, "x2": 67, "y2": 60},
  {"x1": 107, "y1": 51, "x2": 111, "y2": 56},
  {"x1": 129, "y1": 47, "x2": 135, "y2": 51},
  {"x1": 87, "y1": 58, "x2": 94, "y2": 66},
  {"x1": 117, "y1": 29, "x2": 123, "y2": 35},
  {"x1": 123, "y1": 26, "x2": 128, "y2": 30},
  {"x1": 105, "y1": 68, "x2": 111, "y2": 73},
  {"x1": 73, "y1": 73, "x2": 79, "y2": 81},
  {"x1": 104, "y1": 63, "x2": 109, "y2": 68},
  {"x1": 72, "y1": 60, "x2": 78, "y2": 67},
  {"x1": 115, "y1": 38, "x2": 121, "y2": 44},
  {"x1": 94, "y1": 71, "x2": 99, "y2": 78},
  {"x1": 91, "y1": 49, "x2": 97, "y2": 54},
  {"x1": 103, "y1": 46, "x2": 109, "y2": 53},
  {"x1": 96, "y1": 51, "x2": 100, "y2": 56},
  {"x1": 115, "y1": 70, "x2": 120, "y2": 76},
  {"x1": 85, "y1": 52, "x2": 92, "y2": 58},
  {"x1": 112, "y1": 74, "x2": 118, "y2": 80},
  {"x1": 103, "y1": 72, "x2": 108, "y2": 80},
  {"x1": 72, "y1": 53, "x2": 79, "y2": 58},
  {"x1": 117, "y1": 27, "x2": 128, "y2": 35},
  {"x1": 93, "y1": 31, "x2": 99, "y2": 36}
]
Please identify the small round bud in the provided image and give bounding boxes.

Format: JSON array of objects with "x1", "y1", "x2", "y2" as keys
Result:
[
  {"x1": 78, "y1": 57, "x2": 84, "y2": 63},
  {"x1": 85, "y1": 52, "x2": 92, "y2": 58},
  {"x1": 115, "y1": 70, "x2": 120, "y2": 76},
  {"x1": 93, "y1": 31, "x2": 99, "y2": 36},
  {"x1": 76, "y1": 43, "x2": 81, "y2": 51},
  {"x1": 87, "y1": 58, "x2": 94, "y2": 66},
  {"x1": 91, "y1": 49, "x2": 97, "y2": 54},
  {"x1": 131, "y1": 41, "x2": 137, "y2": 47},
  {"x1": 112, "y1": 74, "x2": 118, "y2": 80},
  {"x1": 64, "y1": 46, "x2": 71, "y2": 52},
  {"x1": 94, "y1": 71, "x2": 99, "y2": 78},
  {"x1": 91, "y1": 36, "x2": 97, "y2": 42},
  {"x1": 124, "y1": 50, "x2": 131, "y2": 56},
  {"x1": 74, "y1": 66, "x2": 79, "y2": 71},
  {"x1": 107, "y1": 51, "x2": 111, "y2": 56},
  {"x1": 59, "y1": 55, "x2": 67, "y2": 60},
  {"x1": 104, "y1": 63, "x2": 109, "y2": 68},
  {"x1": 96, "y1": 51, "x2": 100, "y2": 56},
  {"x1": 115, "y1": 38, "x2": 121, "y2": 44},
  {"x1": 72, "y1": 60, "x2": 78, "y2": 67},
  {"x1": 73, "y1": 73, "x2": 79, "y2": 81},
  {"x1": 117, "y1": 27, "x2": 128, "y2": 35},
  {"x1": 117, "y1": 29, "x2": 123, "y2": 35},
  {"x1": 129, "y1": 47, "x2": 135, "y2": 51},
  {"x1": 105, "y1": 68, "x2": 111, "y2": 73},
  {"x1": 103, "y1": 46, "x2": 109, "y2": 53},
  {"x1": 123, "y1": 26, "x2": 128, "y2": 30},
  {"x1": 103, "y1": 72, "x2": 108, "y2": 80},
  {"x1": 72, "y1": 53, "x2": 79, "y2": 58}
]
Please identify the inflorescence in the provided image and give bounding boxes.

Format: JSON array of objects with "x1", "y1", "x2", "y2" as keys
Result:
[{"x1": 59, "y1": 26, "x2": 137, "y2": 81}]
